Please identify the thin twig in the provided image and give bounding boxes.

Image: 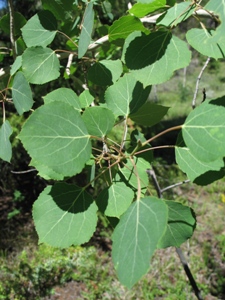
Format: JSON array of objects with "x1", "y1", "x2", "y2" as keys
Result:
[
  {"x1": 161, "y1": 179, "x2": 190, "y2": 193},
  {"x1": 8, "y1": 0, "x2": 17, "y2": 60},
  {"x1": 192, "y1": 57, "x2": 210, "y2": 109},
  {"x1": 11, "y1": 169, "x2": 37, "y2": 174},
  {"x1": 148, "y1": 168, "x2": 203, "y2": 300}
]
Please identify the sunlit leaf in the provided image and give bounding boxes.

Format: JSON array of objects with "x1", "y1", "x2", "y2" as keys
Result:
[
  {"x1": 22, "y1": 11, "x2": 57, "y2": 47},
  {"x1": 22, "y1": 47, "x2": 60, "y2": 84},
  {"x1": 105, "y1": 73, "x2": 150, "y2": 117},
  {"x1": 158, "y1": 200, "x2": 196, "y2": 248},
  {"x1": 33, "y1": 183, "x2": 98, "y2": 247},
  {"x1": 157, "y1": 1, "x2": 196, "y2": 27},
  {"x1": 119, "y1": 156, "x2": 149, "y2": 192},
  {"x1": 97, "y1": 181, "x2": 134, "y2": 218},
  {"x1": 10, "y1": 56, "x2": 22, "y2": 76},
  {"x1": 186, "y1": 1, "x2": 225, "y2": 59},
  {"x1": 19, "y1": 102, "x2": 91, "y2": 178},
  {"x1": 109, "y1": 15, "x2": 149, "y2": 42},
  {"x1": 128, "y1": 35, "x2": 191, "y2": 87},
  {"x1": 82, "y1": 106, "x2": 115, "y2": 137},
  {"x1": 79, "y1": 90, "x2": 94, "y2": 108},
  {"x1": 0, "y1": 121, "x2": 12, "y2": 162},
  {"x1": 175, "y1": 133, "x2": 225, "y2": 185},
  {"x1": 43, "y1": 88, "x2": 81, "y2": 111},
  {"x1": 182, "y1": 97, "x2": 225, "y2": 163},
  {"x1": 78, "y1": 2, "x2": 94, "y2": 58},
  {"x1": 112, "y1": 197, "x2": 168, "y2": 288},
  {"x1": 129, "y1": 0, "x2": 166, "y2": 18},
  {"x1": 12, "y1": 71, "x2": 33, "y2": 115}
]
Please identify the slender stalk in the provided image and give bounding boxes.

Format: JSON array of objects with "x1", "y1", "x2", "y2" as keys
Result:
[{"x1": 142, "y1": 125, "x2": 182, "y2": 147}]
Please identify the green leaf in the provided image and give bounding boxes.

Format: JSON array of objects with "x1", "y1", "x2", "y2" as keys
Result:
[
  {"x1": 10, "y1": 56, "x2": 22, "y2": 76},
  {"x1": 33, "y1": 183, "x2": 98, "y2": 247},
  {"x1": 119, "y1": 156, "x2": 149, "y2": 192},
  {"x1": 0, "y1": 121, "x2": 12, "y2": 162},
  {"x1": 157, "y1": 1, "x2": 196, "y2": 27},
  {"x1": 30, "y1": 159, "x2": 64, "y2": 180},
  {"x1": 42, "y1": 0, "x2": 74, "y2": 21},
  {"x1": 22, "y1": 47, "x2": 60, "y2": 84},
  {"x1": 43, "y1": 88, "x2": 81, "y2": 111},
  {"x1": 78, "y1": 2, "x2": 94, "y2": 58},
  {"x1": 182, "y1": 97, "x2": 225, "y2": 163},
  {"x1": 19, "y1": 102, "x2": 91, "y2": 178},
  {"x1": 88, "y1": 59, "x2": 123, "y2": 86},
  {"x1": 109, "y1": 15, "x2": 149, "y2": 42},
  {"x1": 124, "y1": 31, "x2": 171, "y2": 70},
  {"x1": 129, "y1": 35, "x2": 191, "y2": 87},
  {"x1": 175, "y1": 133, "x2": 225, "y2": 185},
  {"x1": 130, "y1": 103, "x2": 169, "y2": 126},
  {"x1": 96, "y1": 181, "x2": 134, "y2": 218},
  {"x1": 157, "y1": 200, "x2": 196, "y2": 248},
  {"x1": 112, "y1": 197, "x2": 168, "y2": 288},
  {"x1": 0, "y1": 12, "x2": 26, "y2": 37},
  {"x1": 82, "y1": 106, "x2": 115, "y2": 137},
  {"x1": 186, "y1": 1, "x2": 225, "y2": 59},
  {"x1": 79, "y1": 90, "x2": 94, "y2": 108},
  {"x1": 22, "y1": 11, "x2": 57, "y2": 47},
  {"x1": 129, "y1": 1, "x2": 166, "y2": 18},
  {"x1": 105, "y1": 74, "x2": 150, "y2": 117},
  {"x1": 11, "y1": 71, "x2": 33, "y2": 115}
]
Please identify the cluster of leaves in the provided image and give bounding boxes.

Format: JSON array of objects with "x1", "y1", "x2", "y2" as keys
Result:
[{"x1": 1, "y1": 0, "x2": 225, "y2": 289}]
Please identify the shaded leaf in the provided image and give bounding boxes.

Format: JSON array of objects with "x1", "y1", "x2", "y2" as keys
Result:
[
  {"x1": 182, "y1": 97, "x2": 225, "y2": 163},
  {"x1": 19, "y1": 102, "x2": 91, "y2": 178},
  {"x1": 12, "y1": 71, "x2": 33, "y2": 115},
  {"x1": 0, "y1": 12, "x2": 26, "y2": 37},
  {"x1": 112, "y1": 197, "x2": 168, "y2": 288},
  {"x1": 109, "y1": 15, "x2": 149, "y2": 42},
  {"x1": 42, "y1": 0, "x2": 74, "y2": 21},
  {"x1": 82, "y1": 106, "x2": 115, "y2": 137},
  {"x1": 96, "y1": 181, "x2": 134, "y2": 218},
  {"x1": 158, "y1": 200, "x2": 196, "y2": 248},
  {"x1": 88, "y1": 59, "x2": 123, "y2": 86},
  {"x1": 33, "y1": 183, "x2": 98, "y2": 247},
  {"x1": 22, "y1": 47, "x2": 60, "y2": 84},
  {"x1": 105, "y1": 74, "x2": 150, "y2": 117},
  {"x1": 125, "y1": 31, "x2": 171, "y2": 70},
  {"x1": 78, "y1": 2, "x2": 94, "y2": 58},
  {"x1": 43, "y1": 87, "x2": 81, "y2": 111},
  {"x1": 0, "y1": 121, "x2": 12, "y2": 162},
  {"x1": 22, "y1": 11, "x2": 57, "y2": 47},
  {"x1": 130, "y1": 102, "x2": 169, "y2": 126}
]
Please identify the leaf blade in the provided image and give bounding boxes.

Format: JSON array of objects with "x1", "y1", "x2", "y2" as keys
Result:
[{"x1": 112, "y1": 197, "x2": 168, "y2": 288}]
